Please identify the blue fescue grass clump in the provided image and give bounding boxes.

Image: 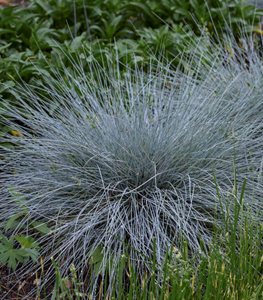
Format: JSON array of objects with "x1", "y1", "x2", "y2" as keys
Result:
[{"x1": 0, "y1": 36, "x2": 262, "y2": 290}]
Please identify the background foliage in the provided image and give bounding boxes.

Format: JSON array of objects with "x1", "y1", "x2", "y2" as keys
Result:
[{"x1": 0, "y1": 0, "x2": 262, "y2": 86}]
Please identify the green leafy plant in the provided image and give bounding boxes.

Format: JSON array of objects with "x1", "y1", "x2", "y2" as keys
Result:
[
  {"x1": 0, "y1": 234, "x2": 40, "y2": 271},
  {"x1": 0, "y1": 188, "x2": 50, "y2": 271},
  {"x1": 0, "y1": 0, "x2": 262, "y2": 88}
]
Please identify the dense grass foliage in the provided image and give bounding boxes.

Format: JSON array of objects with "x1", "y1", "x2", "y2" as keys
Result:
[
  {"x1": 0, "y1": 1, "x2": 262, "y2": 299},
  {"x1": 0, "y1": 38, "x2": 262, "y2": 297},
  {"x1": 51, "y1": 208, "x2": 263, "y2": 299}
]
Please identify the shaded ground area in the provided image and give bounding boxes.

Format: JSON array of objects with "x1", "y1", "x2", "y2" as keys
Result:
[
  {"x1": 0, "y1": 0, "x2": 26, "y2": 6},
  {"x1": 0, "y1": 267, "x2": 37, "y2": 300}
]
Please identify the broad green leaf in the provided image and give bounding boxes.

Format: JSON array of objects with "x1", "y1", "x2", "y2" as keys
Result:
[{"x1": 31, "y1": 221, "x2": 51, "y2": 235}]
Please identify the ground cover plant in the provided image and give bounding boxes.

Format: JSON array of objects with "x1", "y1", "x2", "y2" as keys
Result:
[
  {"x1": 0, "y1": 0, "x2": 263, "y2": 299},
  {"x1": 0, "y1": 0, "x2": 261, "y2": 86}
]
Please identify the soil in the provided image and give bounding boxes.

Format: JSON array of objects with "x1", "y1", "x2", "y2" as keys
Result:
[{"x1": 0, "y1": 267, "x2": 38, "y2": 300}]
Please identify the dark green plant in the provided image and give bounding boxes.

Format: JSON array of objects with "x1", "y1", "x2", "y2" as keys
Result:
[
  {"x1": 0, "y1": 0, "x2": 262, "y2": 88},
  {"x1": 0, "y1": 234, "x2": 40, "y2": 271}
]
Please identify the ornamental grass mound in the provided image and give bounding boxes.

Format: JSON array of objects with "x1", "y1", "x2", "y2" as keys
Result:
[{"x1": 0, "y1": 39, "x2": 262, "y2": 292}]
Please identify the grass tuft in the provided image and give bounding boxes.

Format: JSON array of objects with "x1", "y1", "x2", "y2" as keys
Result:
[{"x1": 0, "y1": 35, "x2": 262, "y2": 295}]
